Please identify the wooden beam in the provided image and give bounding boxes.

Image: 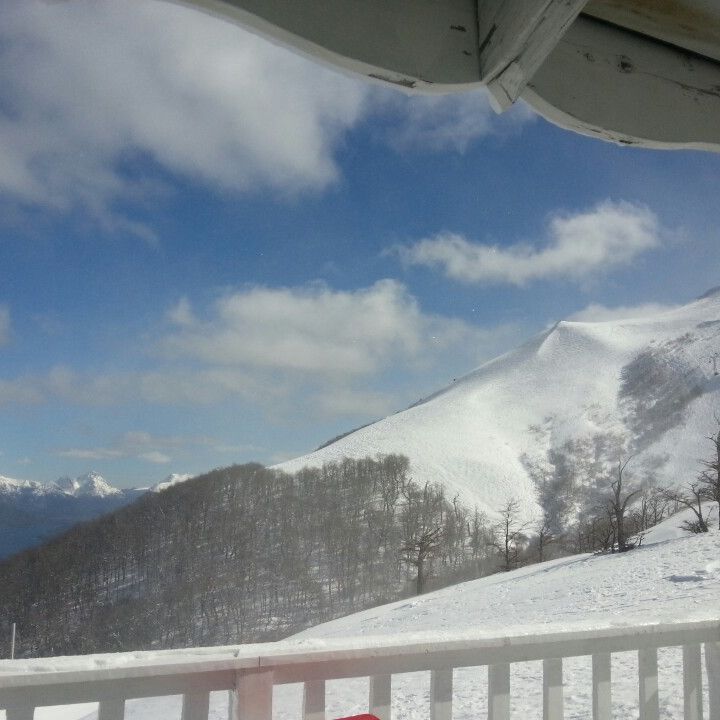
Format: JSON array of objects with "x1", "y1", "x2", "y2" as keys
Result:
[
  {"x1": 524, "y1": 14, "x2": 720, "y2": 151},
  {"x1": 430, "y1": 669, "x2": 452, "y2": 720},
  {"x1": 543, "y1": 658, "x2": 563, "y2": 720},
  {"x1": 591, "y1": 653, "x2": 611, "y2": 720},
  {"x1": 477, "y1": 0, "x2": 589, "y2": 110},
  {"x1": 369, "y1": 674, "x2": 392, "y2": 720},
  {"x1": 176, "y1": 0, "x2": 480, "y2": 91},
  {"x1": 302, "y1": 679, "x2": 325, "y2": 720}
]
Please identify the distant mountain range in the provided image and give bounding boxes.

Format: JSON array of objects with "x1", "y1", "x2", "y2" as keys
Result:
[
  {"x1": 0, "y1": 471, "x2": 191, "y2": 559},
  {"x1": 280, "y1": 288, "x2": 720, "y2": 523}
]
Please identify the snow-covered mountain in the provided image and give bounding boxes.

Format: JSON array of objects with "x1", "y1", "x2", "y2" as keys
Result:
[
  {"x1": 0, "y1": 472, "x2": 142, "y2": 560},
  {"x1": 280, "y1": 289, "x2": 720, "y2": 522},
  {"x1": 51, "y1": 471, "x2": 123, "y2": 498}
]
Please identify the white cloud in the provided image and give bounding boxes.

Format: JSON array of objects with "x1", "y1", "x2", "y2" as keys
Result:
[
  {"x1": 58, "y1": 448, "x2": 123, "y2": 461},
  {"x1": 0, "y1": 0, "x2": 369, "y2": 232},
  {"x1": 0, "y1": 282, "x2": 523, "y2": 418},
  {"x1": 0, "y1": 306, "x2": 10, "y2": 346},
  {"x1": 0, "y1": 1, "x2": 538, "y2": 236},
  {"x1": 398, "y1": 201, "x2": 661, "y2": 286},
  {"x1": 568, "y1": 302, "x2": 680, "y2": 323},
  {"x1": 138, "y1": 451, "x2": 172, "y2": 465},
  {"x1": 163, "y1": 280, "x2": 455, "y2": 376},
  {"x1": 377, "y1": 89, "x2": 534, "y2": 153},
  {"x1": 57, "y1": 430, "x2": 228, "y2": 465}
]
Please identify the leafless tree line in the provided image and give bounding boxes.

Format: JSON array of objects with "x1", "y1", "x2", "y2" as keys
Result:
[{"x1": 0, "y1": 455, "x2": 502, "y2": 658}]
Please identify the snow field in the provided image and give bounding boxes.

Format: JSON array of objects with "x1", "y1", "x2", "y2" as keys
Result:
[{"x1": 7, "y1": 528, "x2": 718, "y2": 720}]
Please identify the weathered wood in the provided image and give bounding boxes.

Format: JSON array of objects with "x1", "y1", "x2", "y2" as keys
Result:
[
  {"x1": 180, "y1": 0, "x2": 480, "y2": 91},
  {"x1": 98, "y1": 698, "x2": 126, "y2": 720},
  {"x1": 229, "y1": 670, "x2": 273, "y2": 720},
  {"x1": 430, "y1": 668, "x2": 452, "y2": 720},
  {"x1": 638, "y1": 647, "x2": 659, "y2": 720},
  {"x1": 524, "y1": 14, "x2": 720, "y2": 152},
  {"x1": 683, "y1": 644, "x2": 703, "y2": 720},
  {"x1": 477, "y1": 0, "x2": 589, "y2": 109},
  {"x1": 487, "y1": 663, "x2": 510, "y2": 720},
  {"x1": 302, "y1": 679, "x2": 325, "y2": 720},
  {"x1": 591, "y1": 653, "x2": 611, "y2": 720},
  {"x1": 369, "y1": 674, "x2": 392, "y2": 720},
  {"x1": 707, "y1": 642, "x2": 720, "y2": 720},
  {"x1": 181, "y1": 691, "x2": 210, "y2": 720},
  {"x1": 543, "y1": 657, "x2": 563, "y2": 720},
  {"x1": 5, "y1": 707, "x2": 35, "y2": 720}
]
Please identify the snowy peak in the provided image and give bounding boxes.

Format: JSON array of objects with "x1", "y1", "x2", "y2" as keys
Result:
[
  {"x1": 53, "y1": 476, "x2": 81, "y2": 494},
  {"x1": 0, "y1": 474, "x2": 40, "y2": 494},
  {"x1": 75, "y1": 471, "x2": 122, "y2": 497},
  {"x1": 50, "y1": 471, "x2": 121, "y2": 497},
  {"x1": 150, "y1": 473, "x2": 193, "y2": 493}
]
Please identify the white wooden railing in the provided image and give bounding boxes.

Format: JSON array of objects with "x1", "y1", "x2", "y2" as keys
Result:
[{"x1": 1, "y1": 619, "x2": 719, "y2": 720}]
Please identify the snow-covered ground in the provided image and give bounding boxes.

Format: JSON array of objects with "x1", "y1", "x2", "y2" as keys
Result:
[{"x1": 5, "y1": 521, "x2": 718, "y2": 720}]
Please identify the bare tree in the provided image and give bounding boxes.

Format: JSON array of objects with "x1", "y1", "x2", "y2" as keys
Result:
[
  {"x1": 400, "y1": 526, "x2": 443, "y2": 595},
  {"x1": 535, "y1": 510, "x2": 556, "y2": 563},
  {"x1": 492, "y1": 499, "x2": 528, "y2": 571},
  {"x1": 608, "y1": 456, "x2": 641, "y2": 552},
  {"x1": 697, "y1": 421, "x2": 720, "y2": 526},
  {"x1": 662, "y1": 482, "x2": 711, "y2": 533}
]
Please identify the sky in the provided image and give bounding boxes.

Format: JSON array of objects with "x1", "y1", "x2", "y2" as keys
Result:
[{"x1": 1, "y1": 0, "x2": 719, "y2": 487}]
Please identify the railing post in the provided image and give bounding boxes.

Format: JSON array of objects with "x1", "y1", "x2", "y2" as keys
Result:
[
  {"x1": 303, "y1": 679, "x2": 326, "y2": 720},
  {"x1": 592, "y1": 653, "x2": 611, "y2": 720},
  {"x1": 98, "y1": 699, "x2": 126, "y2": 720},
  {"x1": 488, "y1": 663, "x2": 510, "y2": 720},
  {"x1": 5, "y1": 707, "x2": 35, "y2": 720},
  {"x1": 543, "y1": 657, "x2": 563, "y2": 720},
  {"x1": 707, "y1": 641, "x2": 720, "y2": 720},
  {"x1": 181, "y1": 691, "x2": 210, "y2": 720},
  {"x1": 369, "y1": 674, "x2": 392, "y2": 720},
  {"x1": 683, "y1": 644, "x2": 703, "y2": 720},
  {"x1": 430, "y1": 668, "x2": 453, "y2": 720},
  {"x1": 229, "y1": 669, "x2": 273, "y2": 720},
  {"x1": 638, "y1": 647, "x2": 659, "y2": 720}
]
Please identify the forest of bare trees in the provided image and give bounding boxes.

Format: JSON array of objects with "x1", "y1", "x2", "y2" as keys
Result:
[
  {"x1": 3, "y1": 421, "x2": 718, "y2": 659},
  {"x1": 0, "y1": 455, "x2": 498, "y2": 658}
]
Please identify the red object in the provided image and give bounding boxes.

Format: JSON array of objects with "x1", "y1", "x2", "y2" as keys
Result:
[{"x1": 334, "y1": 716, "x2": 381, "y2": 720}]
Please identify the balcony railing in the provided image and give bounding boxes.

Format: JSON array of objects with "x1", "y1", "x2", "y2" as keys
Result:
[{"x1": 1, "y1": 619, "x2": 718, "y2": 720}]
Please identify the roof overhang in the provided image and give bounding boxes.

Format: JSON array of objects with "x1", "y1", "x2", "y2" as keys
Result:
[{"x1": 171, "y1": 0, "x2": 720, "y2": 151}]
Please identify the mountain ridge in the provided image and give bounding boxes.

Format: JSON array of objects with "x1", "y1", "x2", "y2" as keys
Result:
[
  {"x1": 0, "y1": 471, "x2": 192, "y2": 559},
  {"x1": 279, "y1": 290, "x2": 720, "y2": 523}
]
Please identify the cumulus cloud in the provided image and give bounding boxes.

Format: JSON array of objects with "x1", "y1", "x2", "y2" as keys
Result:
[
  {"x1": 0, "y1": 0, "x2": 369, "y2": 233},
  {"x1": 163, "y1": 281, "x2": 436, "y2": 376},
  {"x1": 0, "y1": 307, "x2": 10, "y2": 346},
  {"x1": 0, "y1": 281, "x2": 522, "y2": 417},
  {"x1": 0, "y1": 1, "x2": 538, "y2": 236},
  {"x1": 568, "y1": 302, "x2": 680, "y2": 323},
  {"x1": 398, "y1": 201, "x2": 661, "y2": 286},
  {"x1": 378, "y1": 89, "x2": 534, "y2": 153}
]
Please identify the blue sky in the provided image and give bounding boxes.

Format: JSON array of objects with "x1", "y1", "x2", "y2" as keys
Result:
[{"x1": 1, "y1": 0, "x2": 719, "y2": 487}]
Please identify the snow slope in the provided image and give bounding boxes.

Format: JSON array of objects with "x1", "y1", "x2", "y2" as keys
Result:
[
  {"x1": 9, "y1": 531, "x2": 719, "y2": 720},
  {"x1": 279, "y1": 290, "x2": 720, "y2": 522}
]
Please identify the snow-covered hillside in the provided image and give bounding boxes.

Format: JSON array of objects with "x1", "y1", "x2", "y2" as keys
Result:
[
  {"x1": 280, "y1": 290, "x2": 720, "y2": 522},
  {"x1": 10, "y1": 527, "x2": 719, "y2": 720}
]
